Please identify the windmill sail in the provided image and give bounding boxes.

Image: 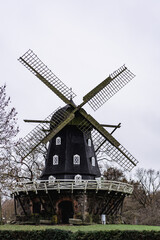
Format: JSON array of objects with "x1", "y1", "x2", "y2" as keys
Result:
[
  {"x1": 15, "y1": 107, "x2": 74, "y2": 161},
  {"x1": 18, "y1": 49, "x2": 76, "y2": 105},
  {"x1": 83, "y1": 65, "x2": 135, "y2": 111},
  {"x1": 96, "y1": 139, "x2": 138, "y2": 171},
  {"x1": 78, "y1": 110, "x2": 138, "y2": 171}
]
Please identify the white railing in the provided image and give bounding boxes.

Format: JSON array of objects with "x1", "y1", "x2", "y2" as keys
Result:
[{"x1": 12, "y1": 179, "x2": 133, "y2": 195}]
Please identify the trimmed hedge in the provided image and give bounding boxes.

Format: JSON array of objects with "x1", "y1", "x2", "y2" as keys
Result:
[
  {"x1": 0, "y1": 229, "x2": 160, "y2": 240},
  {"x1": 72, "y1": 230, "x2": 160, "y2": 240},
  {"x1": 0, "y1": 229, "x2": 71, "y2": 240}
]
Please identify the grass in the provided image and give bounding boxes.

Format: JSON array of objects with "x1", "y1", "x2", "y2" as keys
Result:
[{"x1": 0, "y1": 224, "x2": 160, "y2": 232}]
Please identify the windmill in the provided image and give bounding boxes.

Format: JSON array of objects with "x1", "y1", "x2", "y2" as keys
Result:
[{"x1": 13, "y1": 49, "x2": 138, "y2": 224}]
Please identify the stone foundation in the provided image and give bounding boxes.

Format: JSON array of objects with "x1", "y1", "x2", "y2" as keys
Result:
[{"x1": 14, "y1": 189, "x2": 125, "y2": 224}]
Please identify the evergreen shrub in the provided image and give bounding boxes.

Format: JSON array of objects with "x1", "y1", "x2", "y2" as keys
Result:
[
  {"x1": 0, "y1": 229, "x2": 160, "y2": 240},
  {"x1": 0, "y1": 229, "x2": 71, "y2": 240},
  {"x1": 72, "y1": 230, "x2": 160, "y2": 240}
]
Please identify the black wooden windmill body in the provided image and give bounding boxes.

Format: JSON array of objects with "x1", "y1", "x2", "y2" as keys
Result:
[{"x1": 13, "y1": 50, "x2": 138, "y2": 224}]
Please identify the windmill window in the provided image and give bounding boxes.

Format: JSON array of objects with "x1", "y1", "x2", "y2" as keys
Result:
[
  {"x1": 74, "y1": 174, "x2": 82, "y2": 184},
  {"x1": 91, "y1": 157, "x2": 95, "y2": 166},
  {"x1": 73, "y1": 154, "x2": 80, "y2": 165},
  {"x1": 56, "y1": 137, "x2": 61, "y2": 145},
  {"x1": 48, "y1": 175, "x2": 56, "y2": 185},
  {"x1": 88, "y1": 139, "x2": 92, "y2": 147},
  {"x1": 46, "y1": 142, "x2": 49, "y2": 149},
  {"x1": 53, "y1": 155, "x2": 59, "y2": 165}
]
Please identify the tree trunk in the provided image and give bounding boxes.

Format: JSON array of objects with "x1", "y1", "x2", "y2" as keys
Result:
[{"x1": 0, "y1": 193, "x2": 2, "y2": 224}]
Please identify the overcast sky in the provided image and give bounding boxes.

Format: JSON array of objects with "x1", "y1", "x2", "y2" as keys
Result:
[{"x1": 1, "y1": 0, "x2": 160, "y2": 173}]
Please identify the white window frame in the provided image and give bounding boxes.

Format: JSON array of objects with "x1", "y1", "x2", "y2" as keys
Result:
[
  {"x1": 88, "y1": 138, "x2": 92, "y2": 147},
  {"x1": 73, "y1": 154, "x2": 80, "y2": 165},
  {"x1": 91, "y1": 157, "x2": 95, "y2": 166},
  {"x1": 74, "y1": 174, "x2": 82, "y2": 185},
  {"x1": 56, "y1": 137, "x2": 61, "y2": 145},
  {"x1": 53, "y1": 155, "x2": 59, "y2": 165},
  {"x1": 48, "y1": 175, "x2": 56, "y2": 185}
]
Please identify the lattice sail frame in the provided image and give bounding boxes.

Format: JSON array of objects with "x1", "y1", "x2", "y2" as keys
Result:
[
  {"x1": 77, "y1": 118, "x2": 138, "y2": 171},
  {"x1": 18, "y1": 49, "x2": 76, "y2": 101},
  {"x1": 85, "y1": 65, "x2": 135, "y2": 111},
  {"x1": 15, "y1": 107, "x2": 69, "y2": 161},
  {"x1": 94, "y1": 132, "x2": 138, "y2": 171}
]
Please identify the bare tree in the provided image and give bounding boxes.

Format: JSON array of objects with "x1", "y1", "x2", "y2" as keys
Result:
[
  {"x1": 0, "y1": 85, "x2": 47, "y2": 193},
  {"x1": 0, "y1": 84, "x2": 19, "y2": 157},
  {"x1": 0, "y1": 84, "x2": 19, "y2": 222},
  {"x1": 103, "y1": 167, "x2": 127, "y2": 182},
  {"x1": 122, "y1": 168, "x2": 160, "y2": 225},
  {"x1": 133, "y1": 168, "x2": 160, "y2": 208},
  {"x1": 0, "y1": 84, "x2": 19, "y2": 183},
  {"x1": 13, "y1": 142, "x2": 46, "y2": 182}
]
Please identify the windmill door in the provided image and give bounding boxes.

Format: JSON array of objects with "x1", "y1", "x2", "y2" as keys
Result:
[{"x1": 58, "y1": 200, "x2": 74, "y2": 224}]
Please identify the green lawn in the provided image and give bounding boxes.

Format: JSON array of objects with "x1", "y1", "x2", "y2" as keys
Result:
[{"x1": 0, "y1": 224, "x2": 160, "y2": 232}]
